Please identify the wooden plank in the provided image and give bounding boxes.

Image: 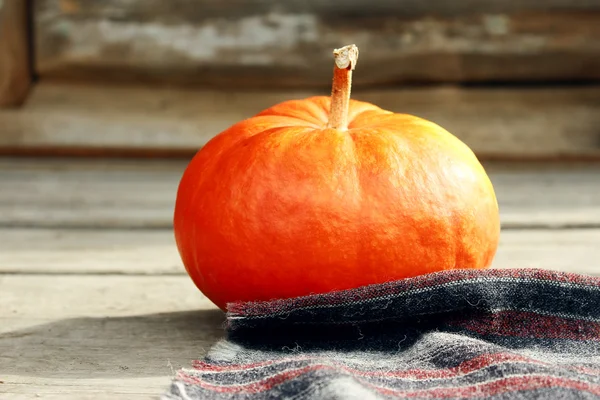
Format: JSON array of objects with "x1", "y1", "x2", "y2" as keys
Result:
[
  {"x1": 492, "y1": 229, "x2": 600, "y2": 276},
  {"x1": 0, "y1": 0, "x2": 31, "y2": 107},
  {"x1": 1, "y1": 386, "x2": 156, "y2": 400},
  {"x1": 1, "y1": 382, "x2": 168, "y2": 400},
  {"x1": 0, "y1": 253, "x2": 597, "y2": 398},
  {"x1": 0, "y1": 275, "x2": 222, "y2": 398},
  {"x1": 2, "y1": 257, "x2": 597, "y2": 399},
  {"x1": 34, "y1": 1, "x2": 600, "y2": 87},
  {"x1": 0, "y1": 228, "x2": 183, "y2": 274},
  {"x1": 0, "y1": 227, "x2": 599, "y2": 276},
  {"x1": 0, "y1": 158, "x2": 182, "y2": 229},
  {"x1": 0, "y1": 83, "x2": 599, "y2": 159},
  {"x1": 35, "y1": 0, "x2": 600, "y2": 20},
  {"x1": 486, "y1": 165, "x2": 600, "y2": 229},
  {"x1": 0, "y1": 158, "x2": 599, "y2": 229}
]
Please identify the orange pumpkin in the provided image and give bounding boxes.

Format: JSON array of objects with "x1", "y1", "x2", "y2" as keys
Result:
[{"x1": 174, "y1": 45, "x2": 500, "y2": 310}]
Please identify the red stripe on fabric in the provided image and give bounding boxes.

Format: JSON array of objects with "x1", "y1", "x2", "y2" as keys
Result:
[
  {"x1": 177, "y1": 366, "x2": 313, "y2": 394},
  {"x1": 374, "y1": 375, "x2": 600, "y2": 398},
  {"x1": 449, "y1": 311, "x2": 600, "y2": 341},
  {"x1": 193, "y1": 352, "x2": 544, "y2": 379},
  {"x1": 178, "y1": 366, "x2": 600, "y2": 397},
  {"x1": 193, "y1": 352, "x2": 599, "y2": 380}
]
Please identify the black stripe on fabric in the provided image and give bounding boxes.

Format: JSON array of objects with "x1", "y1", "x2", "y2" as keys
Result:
[
  {"x1": 228, "y1": 278, "x2": 600, "y2": 329},
  {"x1": 227, "y1": 269, "x2": 600, "y2": 319}
]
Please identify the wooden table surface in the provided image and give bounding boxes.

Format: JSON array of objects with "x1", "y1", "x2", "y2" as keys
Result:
[{"x1": 1, "y1": 157, "x2": 599, "y2": 399}]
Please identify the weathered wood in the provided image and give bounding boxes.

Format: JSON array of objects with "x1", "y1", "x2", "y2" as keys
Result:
[
  {"x1": 1, "y1": 383, "x2": 166, "y2": 400},
  {"x1": 0, "y1": 157, "x2": 182, "y2": 229},
  {"x1": 0, "y1": 275, "x2": 222, "y2": 398},
  {"x1": 1, "y1": 158, "x2": 599, "y2": 229},
  {"x1": 0, "y1": 228, "x2": 183, "y2": 274},
  {"x1": 0, "y1": 0, "x2": 31, "y2": 107},
  {"x1": 35, "y1": 0, "x2": 600, "y2": 20},
  {"x1": 1, "y1": 83, "x2": 599, "y2": 159},
  {"x1": 0, "y1": 256, "x2": 597, "y2": 399},
  {"x1": 493, "y1": 229, "x2": 600, "y2": 276},
  {"x1": 486, "y1": 165, "x2": 600, "y2": 229},
  {"x1": 1, "y1": 227, "x2": 599, "y2": 276},
  {"x1": 1, "y1": 387, "x2": 155, "y2": 400},
  {"x1": 34, "y1": 0, "x2": 600, "y2": 87}
]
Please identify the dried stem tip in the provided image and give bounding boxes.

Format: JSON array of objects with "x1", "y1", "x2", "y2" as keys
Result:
[
  {"x1": 333, "y1": 45, "x2": 359, "y2": 70},
  {"x1": 327, "y1": 44, "x2": 359, "y2": 131}
]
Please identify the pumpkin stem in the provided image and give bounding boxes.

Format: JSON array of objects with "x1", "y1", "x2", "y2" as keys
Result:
[{"x1": 327, "y1": 44, "x2": 359, "y2": 131}]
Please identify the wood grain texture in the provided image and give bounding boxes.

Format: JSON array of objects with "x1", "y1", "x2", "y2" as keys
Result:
[
  {"x1": 1, "y1": 83, "x2": 599, "y2": 159},
  {"x1": 493, "y1": 229, "x2": 600, "y2": 276},
  {"x1": 1, "y1": 227, "x2": 598, "y2": 276},
  {"x1": 34, "y1": 0, "x2": 600, "y2": 87},
  {"x1": 0, "y1": 258, "x2": 598, "y2": 399},
  {"x1": 0, "y1": 274, "x2": 222, "y2": 398},
  {"x1": 34, "y1": 0, "x2": 600, "y2": 20},
  {"x1": 1, "y1": 388, "x2": 156, "y2": 400},
  {"x1": 1, "y1": 158, "x2": 599, "y2": 230},
  {"x1": 0, "y1": 0, "x2": 31, "y2": 107},
  {"x1": 0, "y1": 228, "x2": 183, "y2": 274}
]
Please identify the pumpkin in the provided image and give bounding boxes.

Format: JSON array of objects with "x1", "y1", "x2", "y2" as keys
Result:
[{"x1": 174, "y1": 45, "x2": 500, "y2": 310}]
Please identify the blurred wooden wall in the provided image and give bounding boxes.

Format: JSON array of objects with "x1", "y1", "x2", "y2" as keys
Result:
[
  {"x1": 0, "y1": 0, "x2": 30, "y2": 107},
  {"x1": 0, "y1": 0, "x2": 599, "y2": 159}
]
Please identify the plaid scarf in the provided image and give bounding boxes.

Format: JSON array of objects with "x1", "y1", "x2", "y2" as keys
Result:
[{"x1": 163, "y1": 268, "x2": 600, "y2": 399}]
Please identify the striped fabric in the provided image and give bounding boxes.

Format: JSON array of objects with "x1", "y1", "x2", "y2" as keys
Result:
[{"x1": 164, "y1": 268, "x2": 600, "y2": 399}]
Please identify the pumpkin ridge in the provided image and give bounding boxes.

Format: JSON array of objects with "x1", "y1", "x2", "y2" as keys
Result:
[{"x1": 341, "y1": 129, "x2": 363, "y2": 277}]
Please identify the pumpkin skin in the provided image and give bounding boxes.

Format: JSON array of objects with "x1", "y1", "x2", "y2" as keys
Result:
[{"x1": 174, "y1": 96, "x2": 500, "y2": 310}]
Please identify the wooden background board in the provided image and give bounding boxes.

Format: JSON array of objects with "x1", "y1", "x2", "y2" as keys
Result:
[
  {"x1": 1, "y1": 83, "x2": 599, "y2": 159},
  {"x1": 0, "y1": 0, "x2": 31, "y2": 107},
  {"x1": 34, "y1": 0, "x2": 600, "y2": 88}
]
